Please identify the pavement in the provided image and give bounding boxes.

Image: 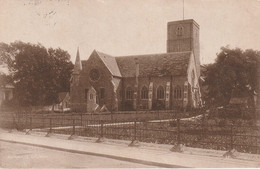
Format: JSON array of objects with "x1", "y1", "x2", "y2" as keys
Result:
[
  {"x1": 0, "y1": 141, "x2": 156, "y2": 168},
  {"x1": 0, "y1": 128, "x2": 260, "y2": 168}
]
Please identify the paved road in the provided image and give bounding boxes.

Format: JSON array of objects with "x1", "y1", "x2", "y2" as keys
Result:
[{"x1": 0, "y1": 141, "x2": 154, "y2": 168}]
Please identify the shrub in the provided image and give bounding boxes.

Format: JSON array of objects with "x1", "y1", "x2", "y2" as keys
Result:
[{"x1": 218, "y1": 119, "x2": 226, "y2": 127}]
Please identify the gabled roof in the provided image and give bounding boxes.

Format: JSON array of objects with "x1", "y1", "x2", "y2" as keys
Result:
[
  {"x1": 115, "y1": 51, "x2": 191, "y2": 77},
  {"x1": 95, "y1": 50, "x2": 122, "y2": 77},
  {"x1": 81, "y1": 50, "x2": 191, "y2": 78}
]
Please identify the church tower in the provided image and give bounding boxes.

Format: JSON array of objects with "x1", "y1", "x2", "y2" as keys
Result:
[{"x1": 167, "y1": 19, "x2": 200, "y2": 77}]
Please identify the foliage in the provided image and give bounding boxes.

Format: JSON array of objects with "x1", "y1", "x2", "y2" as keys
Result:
[
  {"x1": 0, "y1": 74, "x2": 13, "y2": 86},
  {"x1": 202, "y1": 46, "x2": 259, "y2": 107},
  {"x1": 0, "y1": 41, "x2": 73, "y2": 106}
]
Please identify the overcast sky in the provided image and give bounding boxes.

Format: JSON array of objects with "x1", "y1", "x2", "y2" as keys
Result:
[{"x1": 0, "y1": 0, "x2": 260, "y2": 65}]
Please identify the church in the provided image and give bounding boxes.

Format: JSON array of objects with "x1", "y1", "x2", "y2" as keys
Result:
[{"x1": 70, "y1": 19, "x2": 202, "y2": 112}]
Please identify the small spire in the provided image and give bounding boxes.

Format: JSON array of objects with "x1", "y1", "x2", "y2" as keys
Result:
[{"x1": 73, "y1": 47, "x2": 82, "y2": 74}]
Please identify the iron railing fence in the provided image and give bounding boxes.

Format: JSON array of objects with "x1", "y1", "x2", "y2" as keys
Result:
[
  {"x1": 0, "y1": 109, "x2": 205, "y2": 129},
  {"x1": 2, "y1": 112, "x2": 259, "y2": 155}
]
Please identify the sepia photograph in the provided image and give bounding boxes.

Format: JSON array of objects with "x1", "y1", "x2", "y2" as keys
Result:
[{"x1": 0, "y1": 0, "x2": 260, "y2": 168}]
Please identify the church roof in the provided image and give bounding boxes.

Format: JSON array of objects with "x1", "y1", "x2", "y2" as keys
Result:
[
  {"x1": 81, "y1": 50, "x2": 191, "y2": 78},
  {"x1": 95, "y1": 51, "x2": 122, "y2": 77},
  {"x1": 115, "y1": 51, "x2": 191, "y2": 77}
]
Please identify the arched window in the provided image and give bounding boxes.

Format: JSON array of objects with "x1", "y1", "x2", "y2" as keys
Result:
[
  {"x1": 141, "y1": 86, "x2": 148, "y2": 100},
  {"x1": 126, "y1": 87, "x2": 133, "y2": 100},
  {"x1": 174, "y1": 85, "x2": 182, "y2": 99},
  {"x1": 90, "y1": 94, "x2": 93, "y2": 100},
  {"x1": 157, "y1": 86, "x2": 164, "y2": 99}
]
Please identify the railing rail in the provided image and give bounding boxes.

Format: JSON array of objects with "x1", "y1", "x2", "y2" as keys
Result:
[{"x1": 0, "y1": 109, "x2": 259, "y2": 154}]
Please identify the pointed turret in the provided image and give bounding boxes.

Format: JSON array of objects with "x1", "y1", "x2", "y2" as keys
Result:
[{"x1": 73, "y1": 47, "x2": 82, "y2": 74}]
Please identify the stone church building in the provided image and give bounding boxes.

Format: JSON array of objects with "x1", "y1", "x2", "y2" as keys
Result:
[{"x1": 70, "y1": 19, "x2": 202, "y2": 112}]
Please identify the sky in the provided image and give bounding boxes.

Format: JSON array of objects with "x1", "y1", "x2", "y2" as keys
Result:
[{"x1": 0, "y1": 0, "x2": 260, "y2": 65}]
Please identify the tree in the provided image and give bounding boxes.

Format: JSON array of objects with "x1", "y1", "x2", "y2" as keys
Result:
[
  {"x1": 0, "y1": 41, "x2": 73, "y2": 106},
  {"x1": 203, "y1": 46, "x2": 259, "y2": 107},
  {"x1": 48, "y1": 48, "x2": 74, "y2": 94}
]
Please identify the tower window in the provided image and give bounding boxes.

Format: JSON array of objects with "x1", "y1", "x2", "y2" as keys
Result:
[
  {"x1": 176, "y1": 26, "x2": 183, "y2": 36},
  {"x1": 174, "y1": 85, "x2": 182, "y2": 99},
  {"x1": 141, "y1": 86, "x2": 148, "y2": 100},
  {"x1": 157, "y1": 86, "x2": 165, "y2": 99}
]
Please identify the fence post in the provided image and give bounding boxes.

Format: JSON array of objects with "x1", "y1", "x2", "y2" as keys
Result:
[
  {"x1": 81, "y1": 114, "x2": 83, "y2": 126},
  {"x1": 73, "y1": 119, "x2": 75, "y2": 135},
  {"x1": 101, "y1": 121, "x2": 103, "y2": 138},
  {"x1": 17, "y1": 113, "x2": 20, "y2": 130},
  {"x1": 256, "y1": 122, "x2": 259, "y2": 154},
  {"x1": 50, "y1": 118, "x2": 52, "y2": 133},
  {"x1": 230, "y1": 124, "x2": 234, "y2": 150},
  {"x1": 26, "y1": 116, "x2": 32, "y2": 135},
  {"x1": 13, "y1": 114, "x2": 16, "y2": 130},
  {"x1": 9, "y1": 114, "x2": 16, "y2": 133},
  {"x1": 257, "y1": 133, "x2": 259, "y2": 154},
  {"x1": 170, "y1": 118, "x2": 185, "y2": 152},
  {"x1": 134, "y1": 121, "x2": 137, "y2": 141},
  {"x1": 30, "y1": 117, "x2": 32, "y2": 131},
  {"x1": 177, "y1": 118, "x2": 180, "y2": 144},
  {"x1": 129, "y1": 119, "x2": 139, "y2": 147},
  {"x1": 42, "y1": 114, "x2": 44, "y2": 128},
  {"x1": 46, "y1": 118, "x2": 52, "y2": 137},
  {"x1": 223, "y1": 124, "x2": 237, "y2": 158},
  {"x1": 96, "y1": 120, "x2": 104, "y2": 143},
  {"x1": 68, "y1": 119, "x2": 77, "y2": 140},
  {"x1": 25, "y1": 112, "x2": 27, "y2": 131}
]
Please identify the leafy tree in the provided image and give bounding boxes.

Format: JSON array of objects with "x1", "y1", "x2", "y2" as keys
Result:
[
  {"x1": 203, "y1": 47, "x2": 259, "y2": 107},
  {"x1": 48, "y1": 48, "x2": 74, "y2": 94},
  {"x1": 0, "y1": 41, "x2": 73, "y2": 106}
]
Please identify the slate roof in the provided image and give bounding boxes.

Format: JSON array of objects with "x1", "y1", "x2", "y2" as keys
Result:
[
  {"x1": 115, "y1": 52, "x2": 191, "y2": 77},
  {"x1": 95, "y1": 51, "x2": 122, "y2": 77},
  {"x1": 81, "y1": 50, "x2": 191, "y2": 78}
]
